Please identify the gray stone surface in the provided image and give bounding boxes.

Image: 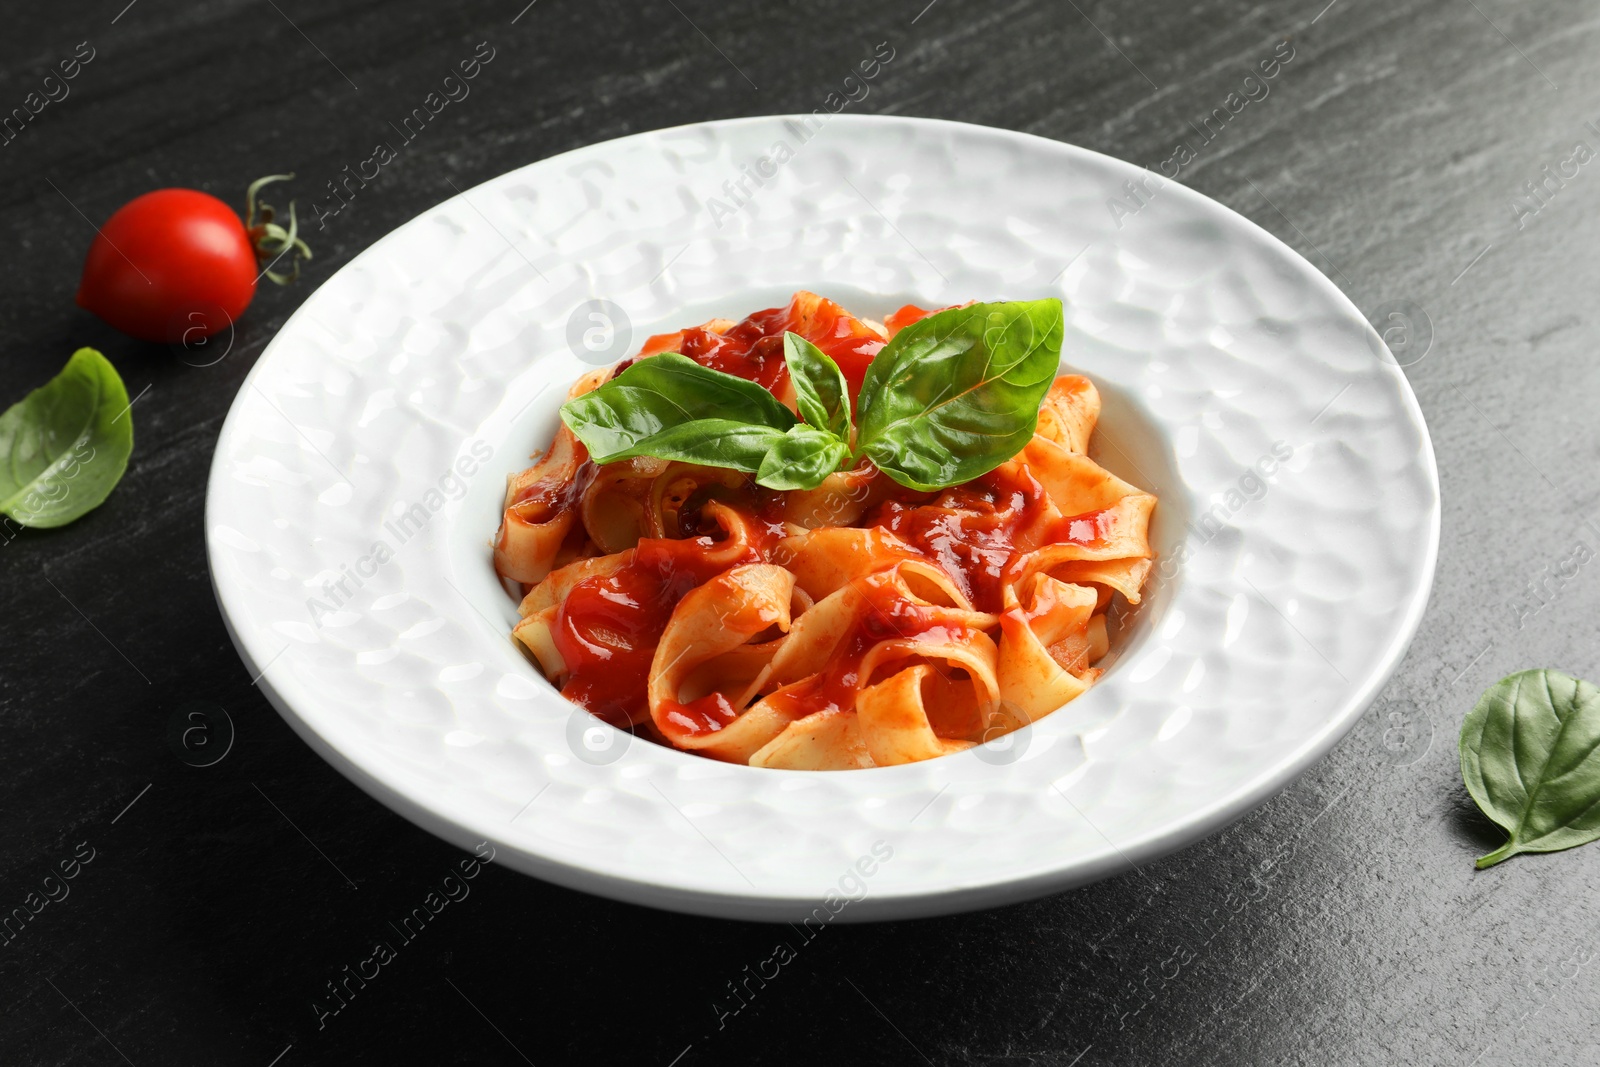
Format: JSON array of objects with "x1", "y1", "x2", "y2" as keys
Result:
[{"x1": 1, "y1": 0, "x2": 1596, "y2": 1063}]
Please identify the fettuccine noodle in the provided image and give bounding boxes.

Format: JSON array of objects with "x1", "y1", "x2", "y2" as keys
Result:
[{"x1": 496, "y1": 292, "x2": 1157, "y2": 769}]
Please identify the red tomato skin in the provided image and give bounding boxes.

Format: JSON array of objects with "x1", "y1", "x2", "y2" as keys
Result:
[{"x1": 76, "y1": 189, "x2": 258, "y2": 343}]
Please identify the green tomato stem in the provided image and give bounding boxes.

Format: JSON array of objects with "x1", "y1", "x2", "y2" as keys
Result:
[{"x1": 244, "y1": 173, "x2": 313, "y2": 286}]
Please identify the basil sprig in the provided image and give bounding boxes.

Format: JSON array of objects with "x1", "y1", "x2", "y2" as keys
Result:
[
  {"x1": 557, "y1": 299, "x2": 1064, "y2": 492},
  {"x1": 1460, "y1": 669, "x2": 1600, "y2": 868}
]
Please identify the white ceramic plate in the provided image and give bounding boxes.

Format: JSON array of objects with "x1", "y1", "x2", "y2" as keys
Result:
[{"x1": 206, "y1": 115, "x2": 1438, "y2": 922}]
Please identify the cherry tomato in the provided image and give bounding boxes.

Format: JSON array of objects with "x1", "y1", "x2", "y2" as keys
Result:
[{"x1": 76, "y1": 175, "x2": 310, "y2": 344}]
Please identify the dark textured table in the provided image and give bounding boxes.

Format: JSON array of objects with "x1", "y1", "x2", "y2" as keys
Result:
[{"x1": 4, "y1": 1, "x2": 1597, "y2": 1063}]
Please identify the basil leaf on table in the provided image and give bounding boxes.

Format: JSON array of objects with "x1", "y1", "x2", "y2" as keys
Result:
[
  {"x1": 1459, "y1": 668, "x2": 1600, "y2": 869},
  {"x1": 0, "y1": 347, "x2": 133, "y2": 528},
  {"x1": 784, "y1": 332, "x2": 851, "y2": 440},
  {"x1": 854, "y1": 300, "x2": 1063, "y2": 492},
  {"x1": 560, "y1": 352, "x2": 795, "y2": 463},
  {"x1": 755, "y1": 424, "x2": 852, "y2": 491}
]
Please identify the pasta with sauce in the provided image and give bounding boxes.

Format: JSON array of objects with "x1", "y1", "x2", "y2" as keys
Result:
[{"x1": 495, "y1": 291, "x2": 1157, "y2": 770}]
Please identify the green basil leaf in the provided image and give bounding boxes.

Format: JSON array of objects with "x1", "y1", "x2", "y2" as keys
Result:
[
  {"x1": 1460, "y1": 668, "x2": 1600, "y2": 868},
  {"x1": 755, "y1": 424, "x2": 852, "y2": 491},
  {"x1": 561, "y1": 352, "x2": 795, "y2": 463},
  {"x1": 0, "y1": 347, "x2": 133, "y2": 529},
  {"x1": 854, "y1": 299, "x2": 1063, "y2": 492},
  {"x1": 784, "y1": 332, "x2": 851, "y2": 439},
  {"x1": 587, "y1": 418, "x2": 789, "y2": 471}
]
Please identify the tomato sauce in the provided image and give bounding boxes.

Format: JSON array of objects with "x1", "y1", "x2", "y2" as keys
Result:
[
  {"x1": 862, "y1": 465, "x2": 1042, "y2": 613},
  {"x1": 793, "y1": 304, "x2": 884, "y2": 400},
  {"x1": 638, "y1": 294, "x2": 886, "y2": 402},
  {"x1": 553, "y1": 511, "x2": 776, "y2": 730},
  {"x1": 657, "y1": 691, "x2": 741, "y2": 742},
  {"x1": 674, "y1": 314, "x2": 791, "y2": 395},
  {"x1": 510, "y1": 458, "x2": 595, "y2": 513},
  {"x1": 763, "y1": 578, "x2": 963, "y2": 720},
  {"x1": 1052, "y1": 507, "x2": 1115, "y2": 547},
  {"x1": 863, "y1": 462, "x2": 1119, "y2": 613},
  {"x1": 883, "y1": 303, "x2": 938, "y2": 335},
  {"x1": 884, "y1": 301, "x2": 971, "y2": 338}
]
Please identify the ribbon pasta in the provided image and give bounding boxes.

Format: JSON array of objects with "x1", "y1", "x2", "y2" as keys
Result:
[{"x1": 495, "y1": 293, "x2": 1157, "y2": 769}]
